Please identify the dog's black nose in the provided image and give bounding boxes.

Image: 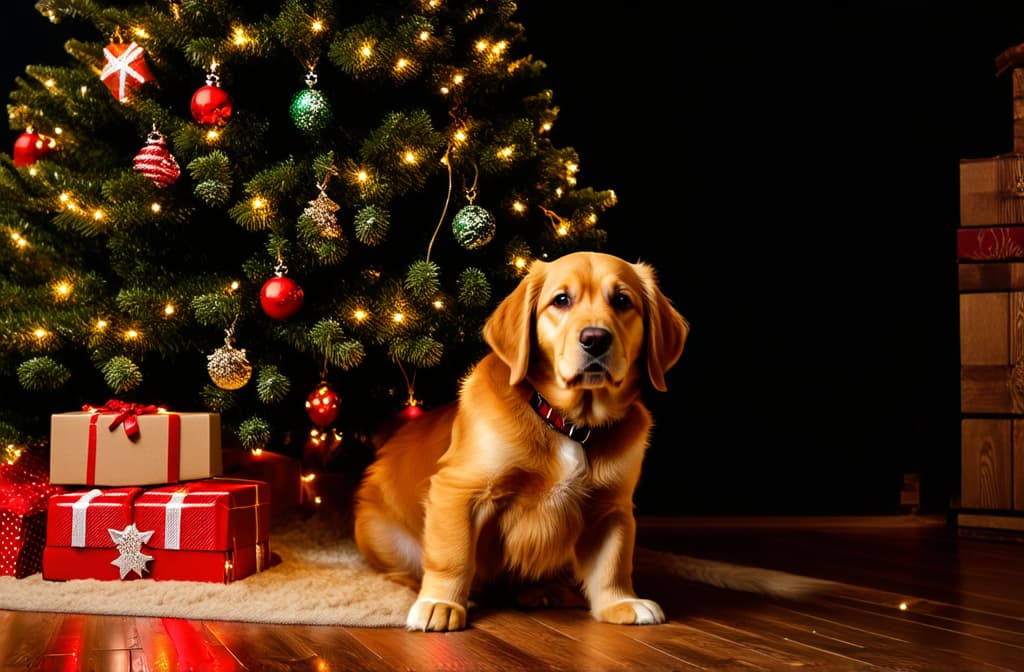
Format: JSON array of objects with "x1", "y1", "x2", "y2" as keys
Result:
[{"x1": 579, "y1": 327, "x2": 612, "y2": 356}]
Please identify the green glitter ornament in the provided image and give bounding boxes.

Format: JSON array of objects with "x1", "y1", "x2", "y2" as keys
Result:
[
  {"x1": 452, "y1": 204, "x2": 496, "y2": 249},
  {"x1": 290, "y1": 71, "x2": 333, "y2": 134}
]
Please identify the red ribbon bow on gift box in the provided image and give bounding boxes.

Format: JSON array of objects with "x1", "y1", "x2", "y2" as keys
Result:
[{"x1": 83, "y1": 399, "x2": 161, "y2": 439}]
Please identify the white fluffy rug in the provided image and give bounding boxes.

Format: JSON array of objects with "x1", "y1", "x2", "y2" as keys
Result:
[
  {"x1": 0, "y1": 511, "x2": 835, "y2": 627},
  {"x1": 0, "y1": 512, "x2": 416, "y2": 627}
]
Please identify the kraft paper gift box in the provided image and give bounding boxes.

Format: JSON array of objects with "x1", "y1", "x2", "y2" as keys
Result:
[
  {"x1": 49, "y1": 400, "x2": 223, "y2": 486},
  {"x1": 132, "y1": 478, "x2": 271, "y2": 583},
  {"x1": 0, "y1": 452, "x2": 65, "y2": 577},
  {"x1": 43, "y1": 487, "x2": 143, "y2": 581}
]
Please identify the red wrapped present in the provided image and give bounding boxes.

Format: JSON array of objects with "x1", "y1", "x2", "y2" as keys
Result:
[
  {"x1": 223, "y1": 446, "x2": 301, "y2": 524},
  {"x1": 43, "y1": 487, "x2": 143, "y2": 581},
  {"x1": 42, "y1": 480, "x2": 270, "y2": 583},
  {"x1": 100, "y1": 41, "x2": 155, "y2": 102},
  {"x1": 0, "y1": 451, "x2": 65, "y2": 577},
  {"x1": 132, "y1": 478, "x2": 271, "y2": 583},
  {"x1": 49, "y1": 400, "x2": 222, "y2": 486}
]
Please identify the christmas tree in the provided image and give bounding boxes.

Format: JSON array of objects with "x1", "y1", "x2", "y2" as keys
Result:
[{"x1": 0, "y1": 0, "x2": 616, "y2": 469}]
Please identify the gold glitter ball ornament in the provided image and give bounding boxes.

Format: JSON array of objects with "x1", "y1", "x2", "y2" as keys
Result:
[{"x1": 207, "y1": 343, "x2": 252, "y2": 390}]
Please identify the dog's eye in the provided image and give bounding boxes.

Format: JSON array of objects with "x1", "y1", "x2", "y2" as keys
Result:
[
  {"x1": 552, "y1": 292, "x2": 572, "y2": 308},
  {"x1": 611, "y1": 292, "x2": 633, "y2": 310}
]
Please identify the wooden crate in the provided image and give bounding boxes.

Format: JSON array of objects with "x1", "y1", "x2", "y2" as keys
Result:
[
  {"x1": 960, "y1": 418, "x2": 1024, "y2": 511},
  {"x1": 960, "y1": 155, "x2": 1024, "y2": 227},
  {"x1": 959, "y1": 291, "x2": 1024, "y2": 412},
  {"x1": 958, "y1": 193, "x2": 1024, "y2": 532},
  {"x1": 959, "y1": 261, "x2": 1024, "y2": 290},
  {"x1": 959, "y1": 52, "x2": 1024, "y2": 533}
]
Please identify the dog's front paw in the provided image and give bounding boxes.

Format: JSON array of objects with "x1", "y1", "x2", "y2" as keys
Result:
[
  {"x1": 595, "y1": 598, "x2": 665, "y2": 625},
  {"x1": 406, "y1": 598, "x2": 468, "y2": 632}
]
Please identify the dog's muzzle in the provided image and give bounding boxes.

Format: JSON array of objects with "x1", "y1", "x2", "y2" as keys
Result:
[{"x1": 579, "y1": 327, "x2": 612, "y2": 384}]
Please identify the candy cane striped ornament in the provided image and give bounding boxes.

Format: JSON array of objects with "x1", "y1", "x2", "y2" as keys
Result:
[{"x1": 133, "y1": 130, "x2": 180, "y2": 188}]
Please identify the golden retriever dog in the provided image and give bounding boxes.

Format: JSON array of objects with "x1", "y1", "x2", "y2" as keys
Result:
[{"x1": 353, "y1": 251, "x2": 689, "y2": 631}]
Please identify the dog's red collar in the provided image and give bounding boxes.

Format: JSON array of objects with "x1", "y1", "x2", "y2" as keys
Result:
[{"x1": 529, "y1": 389, "x2": 592, "y2": 445}]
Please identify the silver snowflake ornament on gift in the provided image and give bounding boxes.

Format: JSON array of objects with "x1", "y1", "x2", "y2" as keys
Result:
[{"x1": 108, "y1": 523, "x2": 155, "y2": 579}]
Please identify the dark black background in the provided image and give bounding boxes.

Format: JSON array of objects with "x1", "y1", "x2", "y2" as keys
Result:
[{"x1": 7, "y1": 3, "x2": 1024, "y2": 515}]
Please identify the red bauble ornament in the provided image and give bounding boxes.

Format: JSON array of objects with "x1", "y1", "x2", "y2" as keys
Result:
[
  {"x1": 101, "y1": 41, "x2": 155, "y2": 102},
  {"x1": 191, "y1": 73, "x2": 232, "y2": 125},
  {"x1": 13, "y1": 129, "x2": 52, "y2": 167},
  {"x1": 398, "y1": 401, "x2": 424, "y2": 421},
  {"x1": 306, "y1": 381, "x2": 341, "y2": 427},
  {"x1": 260, "y1": 274, "x2": 304, "y2": 320},
  {"x1": 133, "y1": 130, "x2": 180, "y2": 187}
]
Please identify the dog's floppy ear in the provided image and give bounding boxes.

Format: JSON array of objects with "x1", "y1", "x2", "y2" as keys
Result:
[
  {"x1": 483, "y1": 259, "x2": 546, "y2": 385},
  {"x1": 634, "y1": 261, "x2": 689, "y2": 392}
]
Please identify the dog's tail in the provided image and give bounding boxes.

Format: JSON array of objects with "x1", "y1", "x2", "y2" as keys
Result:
[{"x1": 635, "y1": 547, "x2": 837, "y2": 600}]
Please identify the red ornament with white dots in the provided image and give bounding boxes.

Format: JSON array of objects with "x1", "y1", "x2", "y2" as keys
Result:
[{"x1": 306, "y1": 381, "x2": 341, "y2": 427}]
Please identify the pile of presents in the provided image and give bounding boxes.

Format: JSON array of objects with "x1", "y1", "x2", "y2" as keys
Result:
[{"x1": 0, "y1": 400, "x2": 297, "y2": 583}]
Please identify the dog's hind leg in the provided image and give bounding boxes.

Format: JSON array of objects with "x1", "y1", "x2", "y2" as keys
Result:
[{"x1": 353, "y1": 495, "x2": 424, "y2": 589}]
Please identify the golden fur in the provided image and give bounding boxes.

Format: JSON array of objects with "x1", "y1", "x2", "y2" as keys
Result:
[{"x1": 353, "y1": 251, "x2": 689, "y2": 631}]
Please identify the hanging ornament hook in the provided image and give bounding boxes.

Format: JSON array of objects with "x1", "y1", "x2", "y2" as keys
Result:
[
  {"x1": 463, "y1": 161, "x2": 480, "y2": 205},
  {"x1": 224, "y1": 313, "x2": 240, "y2": 347},
  {"x1": 426, "y1": 143, "x2": 456, "y2": 262},
  {"x1": 274, "y1": 247, "x2": 287, "y2": 277},
  {"x1": 206, "y1": 60, "x2": 220, "y2": 87},
  {"x1": 395, "y1": 358, "x2": 418, "y2": 408}
]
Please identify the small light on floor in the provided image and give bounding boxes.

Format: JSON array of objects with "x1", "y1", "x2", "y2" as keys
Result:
[{"x1": 899, "y1": 601, "x2": 908, "y2": 611}]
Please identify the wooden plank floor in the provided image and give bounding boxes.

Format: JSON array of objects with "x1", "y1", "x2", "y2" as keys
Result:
[{"x1": 2, "y1": 514, "x2": 1023, "y2": 671}]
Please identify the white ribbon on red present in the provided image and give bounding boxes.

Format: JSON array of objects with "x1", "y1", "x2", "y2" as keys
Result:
[
  {"x1": 70, "y1": 489, "x2": 103, "y2": 548},
  {"x1": 157, "y1": 484, "x2": 261, "y2": 555},
  {"x1": 163, "y1": 490, "x2": 188, "y2": 550}
]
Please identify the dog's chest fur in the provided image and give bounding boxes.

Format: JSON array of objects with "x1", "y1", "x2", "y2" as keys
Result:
[{"x1": 480, "y1": 434, "x2": 590, "y2": 579}]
